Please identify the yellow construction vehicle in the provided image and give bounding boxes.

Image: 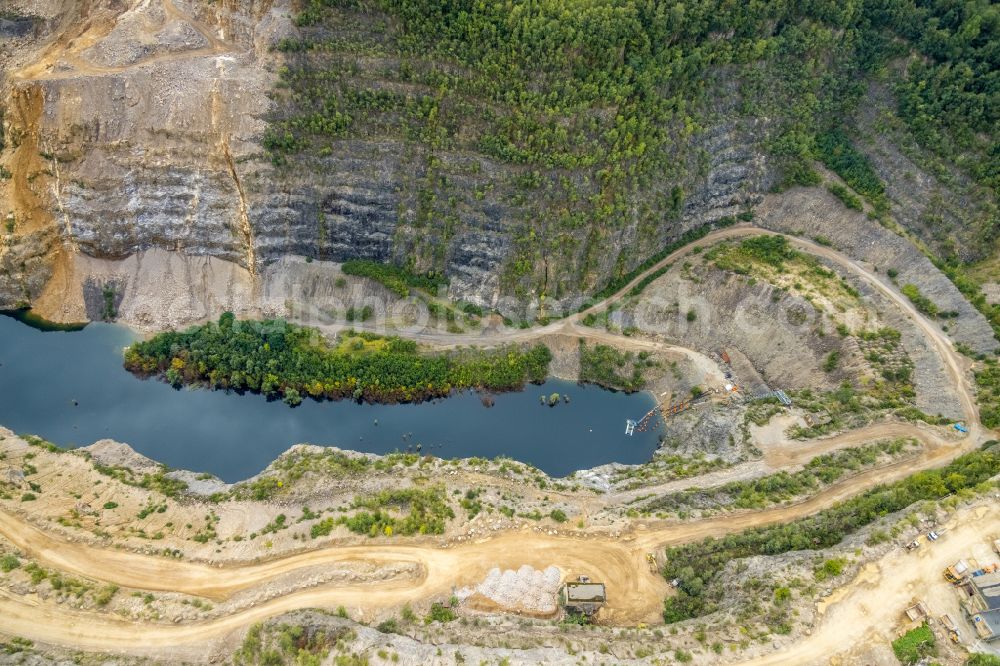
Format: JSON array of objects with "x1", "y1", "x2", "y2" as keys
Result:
[{"x1": 944, "y1": 558, "x2": 978, "y2": 583}]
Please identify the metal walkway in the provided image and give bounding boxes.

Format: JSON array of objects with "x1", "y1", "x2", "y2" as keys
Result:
[{"x1": 625, "y1": 395, "x2": 700, "y2": 435}]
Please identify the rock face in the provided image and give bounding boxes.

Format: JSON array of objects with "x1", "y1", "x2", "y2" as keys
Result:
[
  {"x1": 657, "y1": 401, "x2": 749, "y2": 462},
  {"x1": 682, "y1": 117, "x2": 771, "y2": 227},
  {"x1": 0, "y1": 0, "x2": 775, "y2": 319},
  {"x1": 755, "y1": 188, "x2": 999, "y2": 355},
  {"x1": 851, "y1": 82, "x2": 998, "y2": 264},
  {"x1": 251, "y1": 141, "x2": 404, "y2": 268},
  {"x1": 38, "y1": 247, "x2": 412, "y2": 331},
  {"x1": 620, "y1": 264, "x2": 852, "y2": 394},
  {"x1": 0, "y1": 0, "x2": 280, "y2": 315},
  {"x1": 0, "y1": 0, "x2": 994, "y2": 341}
]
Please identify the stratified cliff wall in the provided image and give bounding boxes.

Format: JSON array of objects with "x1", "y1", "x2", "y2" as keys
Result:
[{"x1": 0, "y1": 1, "x2": 995, "y2": 355}]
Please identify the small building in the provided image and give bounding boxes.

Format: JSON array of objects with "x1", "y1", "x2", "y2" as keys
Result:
[
  {"x1": 961, "y1": 571, "x2": 1000, "y2": 641},
  {"x1": 969, "y1": 572, "x2": 1000, "y2": 613},
  {"x1": 560, "y1": 580, "x2": 606, "y2": 616},
  {"x1": 972, "y1": 610, "x2": 1000, "y2": 642}
]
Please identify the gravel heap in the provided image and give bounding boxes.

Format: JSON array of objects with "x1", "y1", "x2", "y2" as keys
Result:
[{"x1": 458, "y1": 565, "x2": 562, "y2": 614}]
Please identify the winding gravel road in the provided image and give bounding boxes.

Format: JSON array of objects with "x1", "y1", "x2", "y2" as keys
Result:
[{"x1": 0, "y1": 225, "x2": 993, "y2": 662}]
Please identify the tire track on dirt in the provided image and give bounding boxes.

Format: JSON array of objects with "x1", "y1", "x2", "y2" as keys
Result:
[{"x1": 0, "y1": 226, "x2": 992, "y2": 658}]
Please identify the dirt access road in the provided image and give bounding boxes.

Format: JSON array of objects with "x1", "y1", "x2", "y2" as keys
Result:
[
  {"x1": 314, "y1": 224, "x2": 979, "y2": 429},
  {"x1": 0, "y1": 225, "x2": 993, "y2": 659},
  {"x1": 1, "y1": 496, "x2": 997, "y2": 663},
  {"x1": 0, "y1": 422, "x2": 978, "y2": 617},
  {"x1": 14, "y1": 0, "x2": 237, "y2": 82},
  {"x1": 741, "y1": 501, "x2": 1000, "y2": 665}
]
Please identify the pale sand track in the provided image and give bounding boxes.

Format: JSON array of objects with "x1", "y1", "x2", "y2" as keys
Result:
[
  {"x1": 14, "y1": 0, "x2": 238, "y2": 82},
  {"x1": 0, "y1": 500, "x2": 996, "y2": 663},
  {"x1": 0, "y1": 225, "x2": 993, "y2": 661},
  {"x1": 741, "y1": 503, "x2": 1000, "y2": 665}
]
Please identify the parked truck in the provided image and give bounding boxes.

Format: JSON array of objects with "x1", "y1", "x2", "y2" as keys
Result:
[{"x1": 940, "y1": 614, "x2": 961, "y2": 643}]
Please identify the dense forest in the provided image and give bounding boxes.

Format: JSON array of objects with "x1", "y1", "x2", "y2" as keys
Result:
[
  {"x1": 123, "y1": 314, "x2": 552, "y2": 405},
  {"x1": 270, "y1": 0, "x2": 997, "y2": 297}
]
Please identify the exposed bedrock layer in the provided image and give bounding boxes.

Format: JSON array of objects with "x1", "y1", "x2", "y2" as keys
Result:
[
  {"x1": 619, "y1": 237, "x2": 964, "y2": 420},
  {"x1": 755, "y1": 189, "x2": 998, "y2": 355},
  {"x1": 0, "y1": 0, "x2": 763, "y2": 316},
  {"x1": 0, "y1": 1, "x2": 994, "y2": 361}
]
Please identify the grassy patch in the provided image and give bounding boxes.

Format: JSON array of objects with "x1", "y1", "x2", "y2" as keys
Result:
[
  {"x1": 94, "y1": 584, "x2": 119, "y2": 607},
  {"x1": 704, "y1": 236, "x2": 861, "y2": 307},
  {"x1": 967, "y1": 656, "x2": 1000, "y2": 666},
  {"x1": 900, "y1": 283, "x2": 940, "y2": 318},
  {"x1": 233, "y1": 621, "x2": 347, "y2": 666},
  {"x1": 425, "y1": 602, "x2": 456, "y2": 624},
  {"x1": 611, "y1": 453, "x2": 729, "y2": 491},
  {"x1": 334, "y1": 486, "x2": 455, "y2": 537},
  {"x1": 578, "y1": 340, "x2": 655, "y2": 392},
  {"x1": 814, "y1": 129, "x2": 886, "y2": 209},
  {"x1": 891, "y1": 622, "x2": 935, "y2": 665},
  {"x1": 0, "y1": 554, "x2": 20, "y2": 573},
  {"x1": 813, "y1": 556, "x2": 847, "y2": 582},
  {"x1": 708, "y1": 235, "x2": 798, "y2": 271},
  {"x1": 746, "y1": 398, "x2": 785, "y2": 426},
  {"x1": 228, "y1": 450, "x2": 433, "y2": 501},
  {"x1": 341, "y1": 259, "x2": 447, "y2": 298},
  {"x1": 975, "y1": 359, "x2": 1000, "y2": 430},
  {"x1": 643, "y1": 439, "x2": 916, "y2": 514},
  {"x1": 92, "y1": 463, "x2": 189, "y2": 499},
  {"x1": 826, "y1": 183, "x2": 863, "y2": 211}
]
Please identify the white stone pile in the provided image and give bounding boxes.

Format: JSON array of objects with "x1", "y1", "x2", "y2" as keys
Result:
[{"x1": 459, "y1": 564, "x2": 562, "y2": 614}]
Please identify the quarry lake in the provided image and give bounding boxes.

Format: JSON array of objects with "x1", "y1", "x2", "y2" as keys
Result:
[{"x1": 0, "y1": 313, "x2": 661, "y2": 482}]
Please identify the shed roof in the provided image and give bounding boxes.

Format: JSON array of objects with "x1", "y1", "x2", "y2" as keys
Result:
[
  {"x1": 974, "y1": 574, "x2": 1000, "y2": 611},
  {"x1": 564, "y1": 582, "x2": 606, "y2": 603},
  {"x1": 973, "y1": 610, "x2": 1000, "y2": 640},
  {"x1": 974, "y1": 572, "x2": 1000, "y2": 588}
]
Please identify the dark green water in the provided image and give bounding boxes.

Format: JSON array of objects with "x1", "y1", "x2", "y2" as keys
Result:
[
  {"x1": 1, "y1": 308, "x2": 87, "y2": 331},
  {"x1": 0, "y1": 314, "x2": 661, "y2": 482}
]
